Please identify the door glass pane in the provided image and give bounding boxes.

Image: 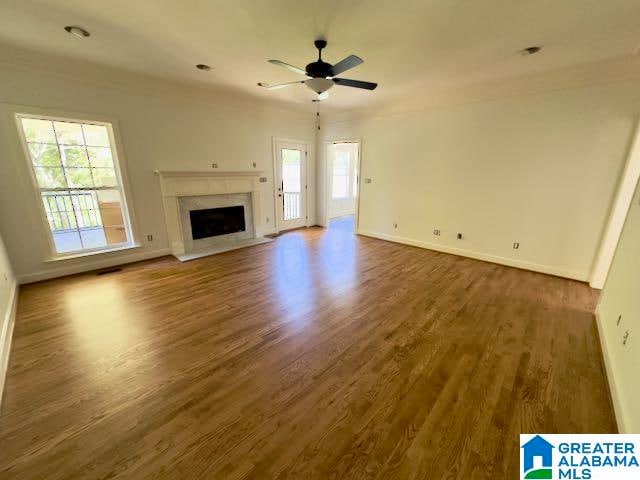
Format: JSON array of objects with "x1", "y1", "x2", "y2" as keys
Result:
[{"x1": 282, "y1": 148, "x2": 301, "y2": 221}]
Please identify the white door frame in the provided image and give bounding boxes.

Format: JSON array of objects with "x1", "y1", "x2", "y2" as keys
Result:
[
  {"x1": 323, "y1": 138, "x2": 362, "y2": 230},
  {"x1": 590, "y1": 121, "x2": 640, "y2": 288},
  {"x1": 272, "y1": 137, "x2": 309, "y2": 233}
]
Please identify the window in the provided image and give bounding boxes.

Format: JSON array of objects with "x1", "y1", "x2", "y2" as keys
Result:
[
  {"x1": 332, "y1": 150, "x2": 350, "y2": 199},
  {"x1": 17, "y1": 115, "x2": 133, "y2": 255}
]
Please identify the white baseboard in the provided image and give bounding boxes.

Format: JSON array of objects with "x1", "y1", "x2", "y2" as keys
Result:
[
  {"x1": 17, "y1": 248, "x2": 171, "y2": 284},
  {"x1": 595, "y1": 306, "x2": 626, "y2": 433},
  {"x1": 356, "y1": 229, "x2": 587, "y2": 281},
  {"x1": 0, "y1": 280, "x2": 18, "y2": 408}
]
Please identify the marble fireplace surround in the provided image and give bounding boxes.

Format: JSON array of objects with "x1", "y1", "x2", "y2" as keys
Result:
[
  {"x1": 155, "y1": 170, "x2": 270, "y2": 260},
  {"x1": 178, "y1": 193, "x2": 254, "y2": 253}
]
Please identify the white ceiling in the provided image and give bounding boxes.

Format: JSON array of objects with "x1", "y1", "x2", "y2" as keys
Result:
[{"x1": 1, "y1": 0, "x2": 639, "y2": 112}]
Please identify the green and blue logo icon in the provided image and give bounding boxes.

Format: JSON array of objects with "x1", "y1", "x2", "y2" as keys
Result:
[
  {"x1": 520, "y1": 434, "x2": 640, "y2": 479},
  {"x1": 521, "y1": 435, "x2": 554, "y2": 479}
]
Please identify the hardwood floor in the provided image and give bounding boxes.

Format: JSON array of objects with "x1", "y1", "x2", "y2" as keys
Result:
[{"x1": 0, "y1": 225, "x2": 615, "y2": 479}]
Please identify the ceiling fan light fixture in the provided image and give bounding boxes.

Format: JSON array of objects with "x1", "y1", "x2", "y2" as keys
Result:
[
  {"x1": 259, "y1": 40, "x2": 377, "y2": 99},
  {"x1": 305, "y1": 78, "x2": 334, "y2": 94}
]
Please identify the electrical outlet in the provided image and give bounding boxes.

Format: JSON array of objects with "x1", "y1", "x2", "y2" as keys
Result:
[
  {"x1": 259, "y1": 177, "x2": 267, "y2": 183},
  {"x1": 513, "y1": 242, "x2": 520, "y2": 249},
  {"x1": 433, "y1": 229, "x2": 441, "y2": 236},
  {"x1": 617, "y1": 314, "x2": 622, "y2": 326},
  {"x1": 364, "y1": 178, "x2": 372, "y2": 184},
  {"x1": 457, "y1": 233, "x2": 463, "y2": 240},
  {"x1": 146, "y1": 234, "x2": 153, "y2": 242},
  {"x1": 252, "y1": 161, "x2": 257, "y2": 168},
  {"x1": 393, "y1": 222, "x2": 398, "y2": 229},
  {"x1": 211, "y1": 163, "x2": 218, "y2": 169},
  {"x1": 623, "y1": 330, "x2": 630, "y2": 346}
]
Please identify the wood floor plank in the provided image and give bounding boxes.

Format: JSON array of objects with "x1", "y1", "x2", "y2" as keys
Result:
[{"x1": 0, "y1": 223, "x2": 616, "y2": 479}]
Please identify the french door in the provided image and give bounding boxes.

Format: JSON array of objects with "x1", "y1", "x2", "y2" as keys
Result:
[{"x1": 275, "y1": 141, "x2": 307, "y2": 231}]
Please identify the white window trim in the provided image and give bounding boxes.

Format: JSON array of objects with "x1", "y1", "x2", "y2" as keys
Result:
[
  {"x1": 12, "y1": 107, "x2": 140, "y2": 260},
  {"x1": 44, "y1": 242, "x2": 142, "y2": 263}
]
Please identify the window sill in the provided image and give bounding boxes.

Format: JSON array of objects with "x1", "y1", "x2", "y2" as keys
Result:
[{"x1": 45, "y1": 243, "x2": 142, "y2": 263}]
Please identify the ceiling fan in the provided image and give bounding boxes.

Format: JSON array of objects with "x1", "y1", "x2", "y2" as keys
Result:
[{"x1": 258, "y1": 39, "x2": 377, "y2": 100}]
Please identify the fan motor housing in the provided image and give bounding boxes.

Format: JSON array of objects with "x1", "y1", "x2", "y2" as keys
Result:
[{"x1": 306, "y1": 60, "x2": 333, "y2": 78}]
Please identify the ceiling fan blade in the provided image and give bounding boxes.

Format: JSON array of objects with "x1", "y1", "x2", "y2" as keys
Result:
[
  {"x1": 257, "y1": 80, "x2": 305, "y2": 90},
  {"x1": 332, "y1": 78, "x2": 378, "y2": 90},
  {"x1": 268, "y1": 59, "x2": 307, "y2": 76},
  {"x1": 330, "y1": 55, "x2": 363, "y2": 76}
]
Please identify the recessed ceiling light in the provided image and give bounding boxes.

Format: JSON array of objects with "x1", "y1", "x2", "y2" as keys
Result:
[
  {"x1": 64, "y1": 26, "x2": 90, "y2": 38},
  {"x1": 196, "y1": 64, "x2": 212, "y2": 71},
  {"x1": 520, "y1": 46, "x2": 542, "y2": 56}
]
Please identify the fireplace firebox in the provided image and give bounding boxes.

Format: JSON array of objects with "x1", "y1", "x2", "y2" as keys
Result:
[{"x1": 189, "y1": 206, "x2": 246, "y2": 240}]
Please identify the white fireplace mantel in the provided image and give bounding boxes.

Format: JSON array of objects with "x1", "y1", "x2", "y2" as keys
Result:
[
  {"x1": 154, "y1": 169, "x2": 262, "y2": 178},
  {"x1": 155, "y1": 170, "x2": 265, "y2": 257}
]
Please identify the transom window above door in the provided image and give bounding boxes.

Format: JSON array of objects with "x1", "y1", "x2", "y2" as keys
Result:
[{"x1": 17, "y1": 115, "x2": 134, "y2": 256}]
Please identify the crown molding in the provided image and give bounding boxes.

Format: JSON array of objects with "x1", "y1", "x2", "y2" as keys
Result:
[
  {"x1": 0, "y1": 42, "x2": 316, "y2": 118},
  {"x1": 3, "y1": 42, "x2": 640, "y2": 124},
  {"x1": 323, "y1": 54, "x2": 640, "y2": 124}
]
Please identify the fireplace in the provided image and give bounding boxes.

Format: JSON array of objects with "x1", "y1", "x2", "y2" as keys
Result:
[
  {"x1": 177, "y1": 193, "x2": 255, "y2": 254},
  {"x1": 190, "y1": 206, "x2": 246, "y2": 239},
  {"x1": 155, "y1": 170, "x2": 271, "y2": 261}
]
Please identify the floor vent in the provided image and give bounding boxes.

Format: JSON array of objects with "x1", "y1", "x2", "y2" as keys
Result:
[{"x1": 96, "y1": 267, "x2": 123, "y2": 276}]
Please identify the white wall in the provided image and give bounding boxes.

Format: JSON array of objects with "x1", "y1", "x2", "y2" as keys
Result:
[
  {"x1": 0, "y1": 64, "x2": 316, "y2": 283},
  {"x1": 0, "y1": 229, "x2": 17, "y2": 401},
  {"x1": 596, "y1": 177, "x2": 640, "y2": 433},
  {"x1": 319, "y1": 81, "x2": 640, "y2": 281},
  {"x1": 328, "y1": 143, "x2": 358, "y2": 219},
  {"x1": 0, "y1": 232, "x2": 15, "y2": 330}
]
